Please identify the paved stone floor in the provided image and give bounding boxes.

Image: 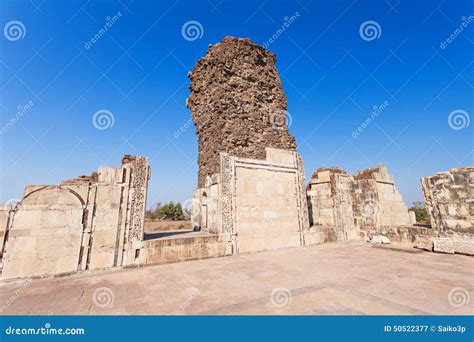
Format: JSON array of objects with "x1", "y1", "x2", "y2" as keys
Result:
[{"x1": 0, "y1": 242, "x2": 472, "y2": 315}]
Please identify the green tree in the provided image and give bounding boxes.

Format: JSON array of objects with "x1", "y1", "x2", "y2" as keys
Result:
[
  {"x1": 154, "y1": 202, "x2": 185, "y2": 221},
  {"x1": 409, "y1": 201, "x2": 429, "y2": 224}
]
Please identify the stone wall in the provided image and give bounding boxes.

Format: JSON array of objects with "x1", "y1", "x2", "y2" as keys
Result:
[
  {"x1": 142, "y1": 234, "x2": 232, "y2": 265},
  {"x1": 187, "y1": 37, "x2": 296, "y2": 187},
  {"x1": 352, "y1": 164, "x2": 413, "y2": 230},
  {"x1": 421, "y1": 167, "x2": 473, "y2": 232},
  {"x1": 0, "y1": 155, "x2": 150, "y2": 280},
  {"x1": 0, "y1": 205, "x2": 13, "y2": 260},
  {"x1": 306, "y1": 164, "x2": 414, "y2": 241},
  {"x1": 306, "y1": 168, "x2": 357, "y2": 241},
  {"x1": 192, "y1": 148, "x2": 309, "y2": 253}
]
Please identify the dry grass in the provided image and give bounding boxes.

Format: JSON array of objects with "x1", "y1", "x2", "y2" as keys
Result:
[{"x1": 144, "y1": 220, "x2": 191, "y2": 232}]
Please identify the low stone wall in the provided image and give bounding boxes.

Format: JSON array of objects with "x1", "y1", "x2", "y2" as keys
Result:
[
  {"x1": 414, "y1": 233, "x2": 474, "y2": 256},
  {"x1": 302, "y1": 226, "x2": 341, "y2": 245},
  {"x1": 142, "y1": 234, "x2": 233, "y2": 265},
  {"x1": 366, "y1": 226, "x2": 437, "y2": 243}
]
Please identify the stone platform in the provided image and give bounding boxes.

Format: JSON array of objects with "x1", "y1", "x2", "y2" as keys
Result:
[{"x1": 0, "y1": 241, "x2": 472, "y2": 315}]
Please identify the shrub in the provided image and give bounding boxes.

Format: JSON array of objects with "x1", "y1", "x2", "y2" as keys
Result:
[
  {"x1": 152, "y1": 202, "x2": 185, "y2": 221},
  {"x1": 409, "y1": 201, "x2": 429, "y2": 224}
]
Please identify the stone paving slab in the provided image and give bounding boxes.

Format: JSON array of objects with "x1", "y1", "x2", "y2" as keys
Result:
[{"x1": 0, "y1": 242, "x2": 472, "y2": 315}]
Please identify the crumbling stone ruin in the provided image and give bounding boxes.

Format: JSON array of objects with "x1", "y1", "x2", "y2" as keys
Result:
[
  {"x1": 187, "y1": 37, "x2": 296, "y2": 188},
  {"x1": 188, "y1": 37, "x2": 309, "y2": 253},
  {"x1": 1, "y1": 37, "x2": 472, "y2": 281},
  {"x1": 306, "y1": 167, "x2": 357, "y2": 241},
  {"x1": 306, "y1": 164, "x2": 415, "y2": 243},
  {"x1": 415, "y1": 167, "x2": 474, "y2": 255},
  {"x1": 0, "y1": 155, "x2": 150, "y2": 280},
  {"x1": 421, "y1": 167, "x2": 473, "y2": 231},
  {"x1": 351, "y1": 165, "x2": 415, "y2": 230}
]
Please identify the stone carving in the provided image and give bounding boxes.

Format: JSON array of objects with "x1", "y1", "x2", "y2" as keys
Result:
[
  {"x1": 125, "y1": 156, "x2": 150, "y2": 245},
  {"x1": 187, "y1": 36, "x2": 296, "y2": 187},
  {"x1": 296, "y1": 154, "x2": 310, "y2": 234},
  {"x1": 220, "y1": 152, "x2": 234, "y2": 234}
]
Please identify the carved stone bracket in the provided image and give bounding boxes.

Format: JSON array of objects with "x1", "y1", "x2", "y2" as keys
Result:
[
  {"x1": 220, "y1": 153, "x2": 234, "y2": 234},
  {"x1": 296, "y1": 153, "x2": 310, "y2": 233},
  {"x1": 127, "y1": 156, "x2": 149, "y2": 245}
]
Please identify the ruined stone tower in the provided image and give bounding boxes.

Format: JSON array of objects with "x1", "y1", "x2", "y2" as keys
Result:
[{"x1": 187, "y1": 36, "x2": 297, "y2": 187}]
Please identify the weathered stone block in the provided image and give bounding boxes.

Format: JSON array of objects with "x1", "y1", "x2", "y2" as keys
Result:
[
  {"x1": 433, "y1": 237, "x2": 455, "y2": 254},
  {"x1": 414, "y1": 236, "x2": 433, "y2": 251}
]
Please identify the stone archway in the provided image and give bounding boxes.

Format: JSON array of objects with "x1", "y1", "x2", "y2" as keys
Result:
[{"x1": 1, "y1": 186, "x2": 86, "y2": 279}]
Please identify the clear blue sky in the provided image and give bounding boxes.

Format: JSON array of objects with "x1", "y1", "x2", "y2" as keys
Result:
[{"x1": 1, "y1": 0, "x2": 473, "y2": 208}]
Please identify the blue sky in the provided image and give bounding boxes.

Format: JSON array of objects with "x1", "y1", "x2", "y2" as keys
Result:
[{"x1": 1, "y1": 0, "x2": 472, "y2": 208}]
